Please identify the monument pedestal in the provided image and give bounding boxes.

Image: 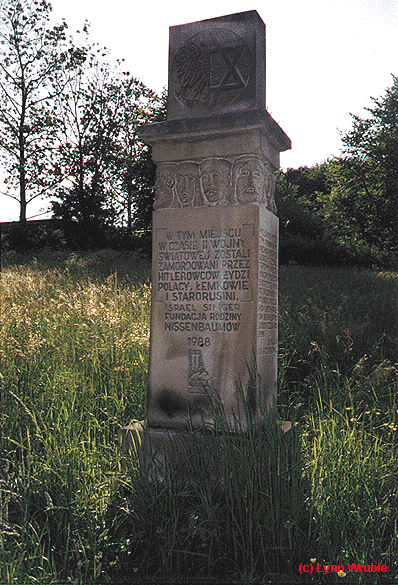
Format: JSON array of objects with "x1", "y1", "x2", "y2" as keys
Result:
[
  {"x1": 119, "y1": 420, "x2": 293, "y2": 482},
  {"x1": 121, "y1": 10, "x2": 291, "y2": 472}
]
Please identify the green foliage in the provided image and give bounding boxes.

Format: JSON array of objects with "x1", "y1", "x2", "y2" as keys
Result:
[
  {"x1": 108, "y1": 412, "x2": 306, "y2": 584},
  {"x1": 1, "y1": 220, "x2": 66, "y2": 252},
  {"x1": 1, "y1": 251, "x2": 150, "y2": 582},
  {"x1": 50, "y1": 54, "x2": 166, "y2": 239},
  {"x1": 325, "y1": 76, "x2": 398, "y2": 258},
  {"x1": 278, "y1": 267, "x2": 398, "y2": 583},
  {"x1": 306, "y1": 398, "x2": 398, "y2": 576},
  {"x1": 276, "y1": 77, "x2": 398, "y2": 268},
  {"x1": 0, "y1": 1, "x2": 165, "y2": 232},
  {"x1": 278, "y1": 266, "x2": 397, "y2": 398},
  {"x1": 113, "y1": 87, "x2": 166, "y2": 231},
  {"x1": 281, "y1": 164, "x2": 329, "y2": 211},
  {"x1": 275, "y1": 166, "x2": 350, "y2": 266}
]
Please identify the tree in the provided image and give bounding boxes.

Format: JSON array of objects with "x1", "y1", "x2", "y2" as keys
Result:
[
  {"x1": 51, "y1": 54, "x2": 166, "y2": 237},
  {"x1": 51, "y1": 50, "x2": 121, "y2": 238},
  {"x1": 0, "y1": 0, "x2": 83, "y2": 222},
  {"x1": 282, "y1": 164, "x2": 329, "y2": 212},
  {"x1": 325, "y1": 76, "x2": 398, "y2": 258},
  {"x1": 114, "y1": 86, "x2": 166, "y2": 231},
  {"x1": 275, "y1": 167, "x2": 339, "y2": 265}
]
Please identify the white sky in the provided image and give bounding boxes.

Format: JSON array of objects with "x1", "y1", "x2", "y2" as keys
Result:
[{"x1": 1, "y1": 0, "x2": 397, "y2": 221}]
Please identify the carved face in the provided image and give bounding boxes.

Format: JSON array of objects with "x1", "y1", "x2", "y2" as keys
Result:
[
  {"x1": 154, "y1": 165, "x2": 176, "y2": 209},
  {"x1": 175, "y1": 163, "x2": 198, "y2": 206},
  {"x1": 235, "y1": 158, "x2": 265, "y2": 204},
  {"x1": 200, "y1": 159, "x2": 231, "y2": 204}
]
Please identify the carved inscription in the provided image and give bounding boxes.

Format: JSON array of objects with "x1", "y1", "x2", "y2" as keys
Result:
[
  {"x1": 258, "y1": 227, "x2": 278, "y2": 354},
  {"x1": 154, "y1": 225, "x2": 253, "y2": 332},
  {"x1": 172, "y1": 29, "x2": 251, "y2": 111},
  {"x1": 149, "y1": 206, "x2": 278, "y2": 425},
  {"x1": 153, "y1": 220, "x2": 257, "y2": 398}
]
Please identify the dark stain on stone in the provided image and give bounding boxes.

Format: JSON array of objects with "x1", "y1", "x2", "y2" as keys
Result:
[
  {"x1": 157, "y1": 389, "x2": 212, "y2": 419},
  {"x1": 158, "y1": 390, "x2": 186, "y2": 418}
]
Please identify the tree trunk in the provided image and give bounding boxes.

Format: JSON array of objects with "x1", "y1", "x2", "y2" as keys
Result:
[
  {"x1": 19, "y1": 124, "x2": 27, "y2": 223},
  {"x1": 127, "y1": 187, "x2": 133, "y2": 231}
]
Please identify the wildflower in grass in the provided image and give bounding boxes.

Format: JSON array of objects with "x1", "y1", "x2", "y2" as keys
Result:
[
  {"x1": 310, "y1": 341, "x2": 321, "y2": 353},
  {"x1": 337, "y1": 569, "x2": 347, "y2": 577},
  {"x1": 106, "y1": 273, "x2": 115, "y2": 287},
  {"x1": 343, "y1": 328, "x2": 353, "y2": 345},
  {"x1": 345, "y1": 407, "x2": 352, "y2": 411},
  {"x1": 310, "y1": 558, "x2": 317, "y2": 563}
]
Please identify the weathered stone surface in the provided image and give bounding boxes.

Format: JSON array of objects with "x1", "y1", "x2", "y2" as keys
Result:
[
  {"x1": 139, "y1": 109, "x2": 291, "y2": 170},
  {"x1": 118, "y1": 420, "x2": 294, "y2": 481},
  {"x1": 148, "y1": 204, "x2": 278, "y2": 431},
  {"x1": 152, "y1": 154, "x2": 276, "y2": 211},
  {"x1": 135, "y1": 11, "x2": 291, "y2": 442},
  {"x1": 167, "y1": 11, "x2": 266, "y2": 120}
]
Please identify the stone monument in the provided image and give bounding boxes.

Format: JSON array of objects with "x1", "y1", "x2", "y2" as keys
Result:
[{"x1": 120, "y1": 11, "x2": 291, "y2": 468}]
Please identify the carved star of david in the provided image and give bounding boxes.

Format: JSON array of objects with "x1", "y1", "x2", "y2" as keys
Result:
[
  {"x1": 209, "y1": 39, "x2": 248, "y2": 103},
  {"x1": 209, "y1": 40, "x2": 249, "y2": 103}
]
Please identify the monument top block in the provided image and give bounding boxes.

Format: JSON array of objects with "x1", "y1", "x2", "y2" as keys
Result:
[{"x1": 168, "y1": 10, "x2": 266, "y2": 121}]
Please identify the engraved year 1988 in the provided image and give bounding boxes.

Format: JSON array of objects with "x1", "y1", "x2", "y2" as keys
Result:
[{"x1": 188, "y1": 337, "x2": 211, "y2": 347}]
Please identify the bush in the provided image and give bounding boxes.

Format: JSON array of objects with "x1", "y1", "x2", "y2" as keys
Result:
[{"x1": 1, "y1": 221, "x2": 67, "y2": 252}]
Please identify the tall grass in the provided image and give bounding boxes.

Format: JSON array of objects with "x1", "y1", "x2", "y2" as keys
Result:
[
  {"x1": 111, "y1": 404, "x2": 307, "y2": 584},
  {"x1": 1, "y1": 250, "x2": 151, "y2": 583},
  {"x1": 1, "y1": 251, "x2": 397, "y2": 583},
  {"x1": 278, "y1": 266, "x2": 398, "y2": 584}
]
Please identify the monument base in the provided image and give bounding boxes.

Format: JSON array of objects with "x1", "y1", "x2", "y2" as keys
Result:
[{"x1": 118, "y1": 420, "x2": 294, "y2": 482}]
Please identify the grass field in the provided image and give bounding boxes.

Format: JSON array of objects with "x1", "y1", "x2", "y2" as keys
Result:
[{"x1": 1, "y1": 249, "x2": 397, "y2": 584}]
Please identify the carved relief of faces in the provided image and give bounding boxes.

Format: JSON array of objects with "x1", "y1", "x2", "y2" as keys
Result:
[
  {"x1": 154, "y1": 164, "x2": 177, "y2": 210},
  {"x1": 175, "y1": 162, "x2": 199, "y2": 207},
  {"x1": 233, "y1": 156, "x2": 266, "y2": 204},
  {"x1": 199, "y1": 158, "x2": 231, "y2": 205}
]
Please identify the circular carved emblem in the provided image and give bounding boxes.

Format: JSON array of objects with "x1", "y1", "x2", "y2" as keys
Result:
[{"x1": 172, "y1": 29, "x2": 252, "y2": 112}]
